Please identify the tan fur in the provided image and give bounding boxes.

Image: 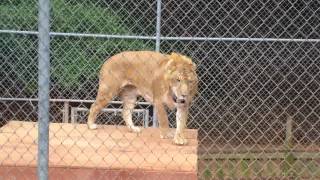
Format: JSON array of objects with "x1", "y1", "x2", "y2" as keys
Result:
[{"x1": 87, "y1": 51, "x2": 198, "y2": 145}]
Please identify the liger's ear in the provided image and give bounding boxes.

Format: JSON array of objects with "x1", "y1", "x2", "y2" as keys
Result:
[
  {"x1": 187, "y1": 58, "x2": 197, "y2": 71},
  {"x1": 191, "y1": 61, "x2": 197, "y2": 70},
  {"x1": 165, "y1": 58, "x2": 176, "y2": 73},
  {"x1": 180, "y1": 54, "x2": 196, "y2": 69},
  {"x1": 163, "y1": 58, "x2": 177, "y2": 81},
  {"x1": 170, "y1": 52, "x2": 181, "y2": 60}
]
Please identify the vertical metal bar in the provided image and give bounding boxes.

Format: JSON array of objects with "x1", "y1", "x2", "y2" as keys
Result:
[
  {"x1": 37, "y1": 0, "x2": 50, "y2": 179},
  {"x1": 153, "y1": 0, "x2": 162, "y2": 127},
  {"x1": 144, "y1": 109, "x2": 149, "y2": 128},
  {"x1": 155, "y1": 0, "x2": 162, "y2": 52},
  {"x1": 285, "y1": 116, "x2": 293, "y2": 148},
  {"x1": 70, "y1": 107, "x2": 76, "y2": 123},
  {"x1": 63, "y1": 101, "x2": 69, "y2": 123}
]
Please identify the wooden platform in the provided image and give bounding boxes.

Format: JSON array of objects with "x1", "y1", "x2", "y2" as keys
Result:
[{"x1": 0, "y1": 121, "x2": 198, "y2": 180}]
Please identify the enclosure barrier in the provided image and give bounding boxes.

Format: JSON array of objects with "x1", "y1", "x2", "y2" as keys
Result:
[{"x1": 1, "y1": 0, "x2": 320, "y2": 179}]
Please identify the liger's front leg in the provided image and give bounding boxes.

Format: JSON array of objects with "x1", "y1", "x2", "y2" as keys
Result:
[
  {"x1": 154, "y1": 102, "x2": 172, "y2": 139},
  {"x1": 173, "y1": 106, "x2": 188, "y2": 145}
]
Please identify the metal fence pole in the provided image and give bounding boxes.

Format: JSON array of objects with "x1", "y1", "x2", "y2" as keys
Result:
[
  {"x1": 153, "y1": 0, "x2": 162, "y2": 128},
  {"x1": 155, "y1": 0, "x2": 162, "y2": 52},
  {"x1": 37, "y1": 0, "x2": 51, "y2": 179}
]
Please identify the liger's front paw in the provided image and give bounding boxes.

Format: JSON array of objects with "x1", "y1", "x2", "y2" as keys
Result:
[
  {"x1": 160, "y1": 129, "x2": 174, "y2": 139},
  {"x1": 88, "y1": 123, "x2": 98, "y2": 130},
  {"x1": 173, "y1": 134, "x2": 188, "y2": 145},
  {"x1": 129, "y1": 126, "x2": 142, "y2": 133}
]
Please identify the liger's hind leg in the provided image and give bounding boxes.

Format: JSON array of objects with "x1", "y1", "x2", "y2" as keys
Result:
[
  {"x1": 88, "y1": 83, "x2": 119, "y2": 129},
  {"x1": 121, "y1": 86, "x2": 141, "y2": 133}
]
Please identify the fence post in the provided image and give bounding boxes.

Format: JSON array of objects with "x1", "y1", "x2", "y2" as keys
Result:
[
  {"x1": 63, "y1": 101, "x2": 69, "y2": 123},
  {"x1": 285, "y1": 116, "x2": 293, "y2": 149},
  {"x1": 37, "y1": 0, "x2": 51, "y2": 179},
  {"x1": 153, "y1": 0, "x2": 162, "y2": 127}
]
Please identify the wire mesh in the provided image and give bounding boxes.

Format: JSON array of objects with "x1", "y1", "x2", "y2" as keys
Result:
[{"x1": 1, "y1": 0, "x2": 320, "y2": 179}]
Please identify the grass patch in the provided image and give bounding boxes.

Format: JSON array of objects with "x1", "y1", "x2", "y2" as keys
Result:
[
  {"x1": 202, "y1": 166, "x2": 212, "y2": 180},
  {"x1": 306, "y1": 161, "x2": 320, "y2": 177},
  {"x1": 199, "y1": 153, "x2": 320, "y2": 179},
  {"x1": 282, "y1": 152, "x2": 296, "y2": 177},
  {"x1": 216, "y1": 160, "x2": 224, "y2": 179},
  {"x1": 240, "y1": 159, "x2": 250, "y2": 177}
]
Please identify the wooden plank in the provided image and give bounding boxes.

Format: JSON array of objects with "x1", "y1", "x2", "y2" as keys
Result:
[
  {"x1": 0, "y1": 166, "x2": 197, "y2": 180},
  {"x1": 0, "y1": 121, "x2": 198, "y2": 179}
]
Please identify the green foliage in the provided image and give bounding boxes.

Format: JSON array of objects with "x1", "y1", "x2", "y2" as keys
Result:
[
  {"x1": 216, "y1": 160, "x2": 225, "y2": 180},
  {"x1": 0, "y1": 0, "x2": 154, "y2": 96},
  {"x1": 0, "y1": 34, "x2": 38, "y2": 97},
  {"x1": 240, "y1": 159, "x2": 250, "y2": 177},
  {"x1": 51, "y1": 0, "x2": 129, "y2": 34},
  {"x1": 0, "y1": 0, "x2": 37, "y2": 30},
  {"x1": 50, "y1": 37, "x2": 153, "y2": 91},
  {"x1": 202, "y1": 167, "x2": 212, "y2": 180},
  {"x1": 282, "y1": 152, "x2": 296, "y2": 177}
]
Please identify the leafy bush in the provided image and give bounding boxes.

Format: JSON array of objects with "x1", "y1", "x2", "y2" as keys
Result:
[{"x1": 0, "y1": 0, "x2": 154, "y2": 98}]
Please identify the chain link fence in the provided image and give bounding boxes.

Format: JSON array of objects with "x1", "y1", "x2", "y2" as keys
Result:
[{"x1": 1, "y1": 0, "x2": 320, "y2": 179}]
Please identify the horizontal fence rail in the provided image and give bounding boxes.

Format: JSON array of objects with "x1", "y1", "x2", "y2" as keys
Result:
[{"x1": 2, "y1": 29, "x2": 320, "y2": 42}]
